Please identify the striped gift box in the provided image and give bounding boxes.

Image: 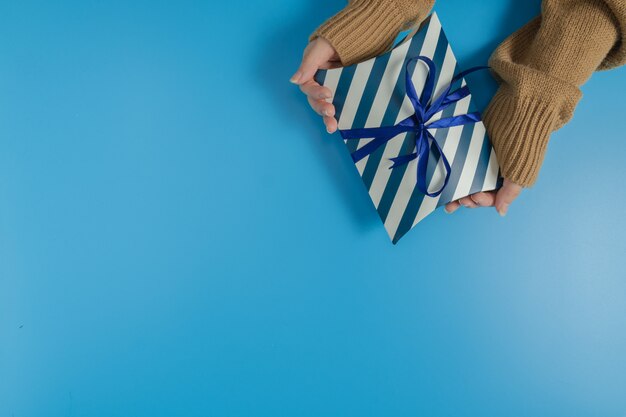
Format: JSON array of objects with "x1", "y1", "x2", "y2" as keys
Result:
[{"x1": 314, "y1": 12, "x2": 502, "y2": 244}]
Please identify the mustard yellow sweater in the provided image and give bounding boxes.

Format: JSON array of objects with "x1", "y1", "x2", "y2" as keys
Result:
[{"x1": 311, "y1": 0, "x2": 626, "y2": 187}]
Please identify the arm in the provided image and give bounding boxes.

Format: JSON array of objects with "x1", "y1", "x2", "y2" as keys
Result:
[
  {"x1": 447, "y1": 0, "x2": 624, "y2": 215},
  {"x1": 291, "y1": 0, "x2": 433, "y2": 134},
  {"x1": 483, "y1": 0, "x2": 626, "y2": 187},
  {"x1": 310, "y1": 0, "x2": 434, "y2": 66}
]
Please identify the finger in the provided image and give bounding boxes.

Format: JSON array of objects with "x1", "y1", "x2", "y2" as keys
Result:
[
  {"x1": 307, "y1": 97, "x2": 335, "y2": 117},
  {"x1": 495, "y1": 179, "x2": 522, "y2": 216},
  {"x1": 323, "y1": 115, "x2": 338, "y2": 134},
  {"x1": 458, "y1": 196, "x2": 479, "y2": 209},
  {"x1": 319, "y1": 60, "x2": 342, "y2": 70},
  {"x1": 299, "y1": 80, "x2": 333, "y2": 100},
  {"x1": 290, "y1": 40, "x2": 335, "y2": 85},
  {"x1": 469, "y1": 191, "x2": 496, "y2": 207},
  {"x1": 444, "y1": 200, "x2": 461, "y2": 214}
]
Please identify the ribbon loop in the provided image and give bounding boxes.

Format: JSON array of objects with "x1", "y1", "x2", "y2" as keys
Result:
[{"x1": 338, "y1": 55, "x2": 488, "y2": 198}]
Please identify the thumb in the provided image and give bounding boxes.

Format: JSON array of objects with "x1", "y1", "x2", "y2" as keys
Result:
[
  {"x1": 291, "y1": 39, "x2": 335, "y2": 85},
  {"x1": 495, "y1": 178, "x2": 522, "y2": 216}
]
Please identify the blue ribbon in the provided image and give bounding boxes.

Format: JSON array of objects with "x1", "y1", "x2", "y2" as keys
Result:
[{"x1": 339, "y1": 56, "x2": 488, "y2": 197}]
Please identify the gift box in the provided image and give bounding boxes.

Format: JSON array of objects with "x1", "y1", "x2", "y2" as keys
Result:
[{"x1": 314, "y1": 12, "x2": 502, "y2": 244}]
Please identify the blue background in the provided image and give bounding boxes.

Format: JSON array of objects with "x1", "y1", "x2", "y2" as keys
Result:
[{"x1": 1, "y1": 0, "x2": 625, "y2": 416}]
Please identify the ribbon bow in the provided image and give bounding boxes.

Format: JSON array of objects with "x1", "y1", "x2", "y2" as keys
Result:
[{"x1": 339, "y1": 56, "x2": 488, "y2": 197}]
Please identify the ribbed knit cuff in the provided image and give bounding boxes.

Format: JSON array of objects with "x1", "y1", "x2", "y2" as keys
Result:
[
  {"x1": 310, "y1": 0, "x2": 406, "y2": 66},
  {"x1": 483, "y1": 89, "x2": 561, "y2": 187}
]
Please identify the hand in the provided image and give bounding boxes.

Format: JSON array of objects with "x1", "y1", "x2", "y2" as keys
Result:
[
  {"x1": 290, "y1": 37, "x2": 341, "y2": 133},
  {"x1": 444, "y1": 178, "x2": 522, "y2": 216}
]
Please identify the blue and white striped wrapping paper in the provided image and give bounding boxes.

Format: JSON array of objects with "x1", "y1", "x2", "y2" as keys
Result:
[{"x1": 314, "y1": 12, "x2": 502, "y2": 244}]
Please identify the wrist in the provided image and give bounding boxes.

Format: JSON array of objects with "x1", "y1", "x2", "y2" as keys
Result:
[
  {"x1": 483, "y1": 88, "x2": 562, "y2": 187},
  {"x1": 310, "y1": 0, "x2": 405, "y2": 66}
]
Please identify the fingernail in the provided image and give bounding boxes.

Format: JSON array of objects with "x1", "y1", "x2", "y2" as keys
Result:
[
  {"x1": 289, "y1": 72, "x2": 302, "y2": 84},
  {"x1": 322, "y1": 109, "x2": 328, "y2": 116},
  {"x1": 443, "y1": 207, "x2": 452, "y2": 214},
  {"x1": 497, "y1": 206, "x2": 507, "y2": 217},
  {"x1": 326, "y1": 127, "x2": 333, "y2": 134},
  {"x1": 320, "y1": 93, "x2": 332, "y2": 99}
]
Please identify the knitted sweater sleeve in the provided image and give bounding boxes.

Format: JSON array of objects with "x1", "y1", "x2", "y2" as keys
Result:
[
  {"x1": 310, "y1": 0, "x2": 435, "y2": 66},
  {"x1": 483, "y1": 0, "x2": 626, "y2": 186}
]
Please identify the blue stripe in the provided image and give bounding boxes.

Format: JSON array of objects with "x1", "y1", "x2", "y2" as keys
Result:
[
  {"x1": 346, "y1": 53, "x2": 393, "y2": 154},
  {"x1": 332, "y1": 65, "x2": 357, "y2": 123},
  {"x1": 314, "y1": 69, "x2": 326, "y2": 86},
  {"x1": 432, "y1": 122, "x2": 476, "y2": 207},
  {"x1": 429, "y1": 31, "x2": 451, "y2": 92},
  {"x1": 466, "y1": 127, "x2": 493, "y2": 196},
  {"x1": 376, "y1": 29, "x2": 451, "y2": 223},
  {"x1": 374, "y1": 133, "x2": 414, "y2": 224},
  {"x1": 391, "y1": 100, "x2": 458, "y2": 243},
  {"x1": 358, "y1": 27, "x2": 429, "y2": 186},
  {"x1": 496, "y1": 173, "x2": 504, "y2": 189}
]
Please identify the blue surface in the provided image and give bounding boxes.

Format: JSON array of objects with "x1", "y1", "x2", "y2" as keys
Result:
[{"x1": 1, "y1": 1, "x2": 625, "y2": 416}]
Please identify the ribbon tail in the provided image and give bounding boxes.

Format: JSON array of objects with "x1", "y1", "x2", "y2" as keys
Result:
[
  {"x1": 389, "y1": 152, "x2": 417, "y2": 169},
  {"x1": 350, "y1": 133, "x2": 396, "y2": 163},
  {"x1": 438, "y1": 86, "x2": 471, "y2": 110},
  {"x1": 426, "y1": 112, "x2": 482, "y2": 129},
  {"x1": 424, "y1": 66, "x2": 490, "y2": 119},
  {"x1": 451, "y1": 65, "x2": 490, "y2": 84},
  {"x1": 340, "y1": 124, "x2": 408, "y2": 140}
]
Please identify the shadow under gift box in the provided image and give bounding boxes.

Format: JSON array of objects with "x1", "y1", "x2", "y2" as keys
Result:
[{"x1": 314, "y1": 12, "x2": 503, "y2": 244}]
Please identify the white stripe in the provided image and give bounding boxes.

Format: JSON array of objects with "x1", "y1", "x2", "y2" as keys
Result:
[
  {"x1": 336, "y1": 60, "x2": 376, "y2": 131},
  {"x1": 482, "y1": 147, "x2": 500, "y2": 191},
  {"x1": 432, "y1": 46, "x2": 457, "y2": 104},
  {"x1": 420, "y1": 47, "x2": 458, "y2": 126},
  {"x1": 322, "y1": 68, "x2": 342, "y2": 100},
  {"x1": 382, "y1": 47, "x2": 460, "y2": 240},
  {"x1": 362, "y1": 41, "x2": 412, "y2": 130},
  {"x1": 351, "y1": 39, "x2": 414, "y2": 174},
  {"x1": 367, "y1": 15, "x2": 443, "y2": 204},
  {"x1": 450, "y1": 122, "x2": 486, "y2": 201}
]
